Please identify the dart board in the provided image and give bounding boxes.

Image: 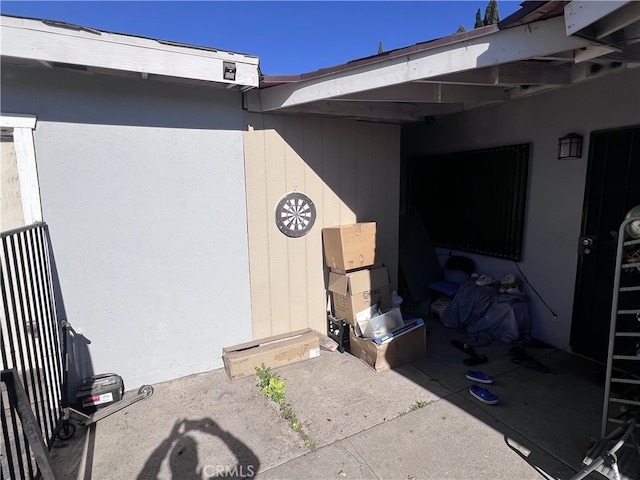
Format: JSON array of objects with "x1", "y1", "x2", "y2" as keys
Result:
[{"x1": 275, "y1": 192, "x2": 316, "y2": 238}]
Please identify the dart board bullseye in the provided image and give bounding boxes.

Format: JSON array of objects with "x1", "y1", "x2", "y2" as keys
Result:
[{"x1": 275, "y1": 192, "x2": 316, "y2": 238}]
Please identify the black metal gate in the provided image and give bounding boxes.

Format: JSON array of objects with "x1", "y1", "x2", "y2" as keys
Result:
[
  {"x1": 570, "y1": 126, "x2": 640, "y2": 361},
  {"x1": 1, "y1": 223, "x2": 63, "y2": 479}
]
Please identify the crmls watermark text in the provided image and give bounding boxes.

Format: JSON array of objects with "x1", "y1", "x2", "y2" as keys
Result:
[{"x1": 203, "y1": 465, "x2": 256, "y2": 478}]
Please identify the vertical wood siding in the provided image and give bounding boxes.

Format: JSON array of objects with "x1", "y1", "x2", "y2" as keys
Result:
[{"x1": 244, "y1": 113, "x2": 400, "y2": 338}]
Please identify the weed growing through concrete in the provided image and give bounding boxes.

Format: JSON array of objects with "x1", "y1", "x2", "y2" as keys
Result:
[
  {"x1": 409, "y1": 400, "x2": 429, "y2": 411},
  {"x1": 399, "y1": 400, "x2": 432, "y2": 416},
  {"x1": 256, "y1": 364, "x2": 286, "y2": 403},
  {"x1": 255, "y1": 364, "x2": 314, "y2": 449}
]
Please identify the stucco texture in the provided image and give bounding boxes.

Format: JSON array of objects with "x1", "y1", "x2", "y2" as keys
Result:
[{"x1": 1, "y1": 64, "x2": 253, "y2": 387}]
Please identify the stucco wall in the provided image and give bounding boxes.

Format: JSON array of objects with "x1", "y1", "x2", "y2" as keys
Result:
[
  {"x1": 244, "y1": 113, "x2": 401, "y2": 339},
  {"x1": 1, "y1": 64, "x2": 253, "y2": 388},
  {"x1": 402, "y1": 67, "x2": 640, "y2": 351}
]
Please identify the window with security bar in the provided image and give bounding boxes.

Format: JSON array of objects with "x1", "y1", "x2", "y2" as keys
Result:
[{"x1": 409, "y1": 144, "x2": 530, "y2": 261}]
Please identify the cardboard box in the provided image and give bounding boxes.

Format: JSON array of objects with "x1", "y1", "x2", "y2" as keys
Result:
[
  {"x1": 322, "y1": 223, "x2": 377, "y2": 271},
  {"x1": 328, "y1": 266, "x2": 391, "y2": 325},
  {"x1": 349, "y1": 322, "x2": 426, "y2": 372},
  {"x1": 222, "y1": 328, "x2": 320, "y2": 380}
]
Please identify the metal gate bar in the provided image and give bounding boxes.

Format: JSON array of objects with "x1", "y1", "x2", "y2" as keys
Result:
[
  {"x1": 1, "y1": 223, "x2": 63, "y2": 479},
  {"x1": 1, "y1": 369, "x2": 58, "y2": 480}
]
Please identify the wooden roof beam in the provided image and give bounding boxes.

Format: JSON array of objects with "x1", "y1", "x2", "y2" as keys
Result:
[
  {"x1": 335, "y1": 83, "x2": 509, "y2": 103},
  {"x1": 248, "y1": 16, "x2": 593, "y2": 112}
]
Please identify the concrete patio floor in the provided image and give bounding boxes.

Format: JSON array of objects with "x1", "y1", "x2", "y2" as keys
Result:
[{"x1": 49, "y1": 317, "x2": 612, "y2": 480}]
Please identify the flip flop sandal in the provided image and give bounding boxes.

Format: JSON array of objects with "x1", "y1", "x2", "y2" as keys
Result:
[
  {"x1": 451, "y1": 340, "x2": 476, "y2": 356},
  {"x1": 508, "y1": 346, "x2": 528, "y2": 361},
  {"x1": 509, "y1": 347, "x2": 533, "y2": 366},
  {"x1": 466, "y1": 370, "x2": 494, "y2": 384},
  {"x1": 470, "y1": 385, "x2": 499, "y2": 405},
  {"x1": 464, "y1": 354, "x2": 488, "y2": 366},
  {"x1": 523, "y1": 359, "x2": 551, "y2": 373}
]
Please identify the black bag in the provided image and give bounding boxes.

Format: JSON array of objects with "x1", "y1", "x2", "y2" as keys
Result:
[{"x1": 75, "y1": 373, "x2": 124, "y2": 413}]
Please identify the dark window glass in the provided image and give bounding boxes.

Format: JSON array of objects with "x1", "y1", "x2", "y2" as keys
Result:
[{"x1": 409, "y1": 144, "x2": 529, "y2": 260}]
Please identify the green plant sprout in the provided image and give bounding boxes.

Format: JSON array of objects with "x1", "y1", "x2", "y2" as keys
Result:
[
  {"x1": 399, "y1": 399, "x2": 432, "y2": 416},
  {"x1": 256, "y1": 365, "x2": 286, "y2": 404},
  {"x1": 255, "y1": 364, "x2": 315, "y2": 449},
  {"x1": 410, "y1": 400, "x2": 429, "y2": 411}
]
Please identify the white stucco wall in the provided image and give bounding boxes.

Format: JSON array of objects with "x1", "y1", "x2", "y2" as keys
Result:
[
  {"x1": 402, "y1": 68, "x2": 640, "y2": 351},
  {"x1": 1, "y1": 64, "x2": 253, "y2": 388}
]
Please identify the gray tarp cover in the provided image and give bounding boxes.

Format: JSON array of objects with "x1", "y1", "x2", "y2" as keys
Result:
[{"x1": 443, "y1": 278, "x2": 531, "y2": 343}]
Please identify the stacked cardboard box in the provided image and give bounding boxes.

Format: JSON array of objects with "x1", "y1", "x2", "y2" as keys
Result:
[
  {"x1": 322, "y1": 222, "x2": 378, "y2": 272},
  {"x1": 322, "y1": 222, "x2": 426, "y2": 372},
  {"x1": 328, "y1": 266, "x2": 392, "y2": 326}
]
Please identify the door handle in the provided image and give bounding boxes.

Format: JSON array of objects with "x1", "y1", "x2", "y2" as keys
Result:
[{"x1": 578, "y1": 235, "x2": 596, "y2": 255}]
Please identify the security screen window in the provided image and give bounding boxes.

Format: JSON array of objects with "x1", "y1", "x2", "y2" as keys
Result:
[{"x1": 410, "y1": 144, "x2": 530, "y2": 261}]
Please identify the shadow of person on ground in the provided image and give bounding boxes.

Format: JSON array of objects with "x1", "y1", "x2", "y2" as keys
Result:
[{"x1": 137, "y1": 417, "x2": 260, "y2": 479}]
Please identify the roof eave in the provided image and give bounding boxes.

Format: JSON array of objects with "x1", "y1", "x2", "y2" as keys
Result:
[
  {"x1": 260, "y1": 24, "x2": 501, "y2": 88},
  {"x1": 0, "y1": 14, "x2": 260, "y2": 89},
  {"x1": 250, "y1": 15, "x2": 594, "y2": 114}
]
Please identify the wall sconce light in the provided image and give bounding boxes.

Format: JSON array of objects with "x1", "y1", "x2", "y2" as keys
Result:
[
  {"x1": 557, "y1": 133, "x2": 583, "y2": 159},
  {"x1": 223, "y1": 61, "x2": 236, "y2": 81}
]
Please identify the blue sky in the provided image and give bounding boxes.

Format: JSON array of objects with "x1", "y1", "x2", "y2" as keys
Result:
[{"x1": 0, "y1": 1, "x2": 523, "y2": 74}]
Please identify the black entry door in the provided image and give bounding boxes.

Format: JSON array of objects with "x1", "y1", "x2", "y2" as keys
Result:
[{"x1": 570, "y1": 126, "x2": 640, "y2": 362}]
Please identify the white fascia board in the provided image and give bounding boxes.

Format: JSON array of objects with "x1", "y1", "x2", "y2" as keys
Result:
[
  {"x1": 564, "y1": 0, "x2": 633, "y2": 36},
  {"x1": 0, "y1": 16, "x2": 259, "y2": 87},
  {"x1": 254, "y1": 16, "x2": 593, "y2": 112},
  {"x1": 0, "y1": 113, "x2": 36, "y2": 129}
]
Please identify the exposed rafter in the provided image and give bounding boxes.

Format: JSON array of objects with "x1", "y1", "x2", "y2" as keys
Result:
[
  {"x1": 248, "y1": 3, "x2": 640, "y2": 124},
  {"x1": 277, "y1": 101, "x2": 419, "y2": 122},
  {"x1": 252, "y1": 17, "x2": 590, "y2": 111},
  {"x1": 419, "y1": 62, "x2": 572, "y2": 86},
  {"x1": 335, "y1": 83, "x2": 510, "y2": 103},
  {"x1": 565, "y1": 1, "x2": 639, "y2": 39}
]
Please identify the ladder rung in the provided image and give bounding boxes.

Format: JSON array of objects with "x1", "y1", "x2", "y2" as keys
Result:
[
  {"x1": 622, "y1": 263, "x2": 640, "y2": 269},
  {"x1": 609, "y1": 397, "x2": 640, "y2": 406},
  {"x1": 620, "y1": 286, "x2": 640, "y2": 292},
  {"x1": 606, "y1": 418, "x2": 640, "y2": 435},
  {"x1": 615, "y1": 332, "x2": 640, "y2": 337},
  {"x1": 612, "y1": 355, "x2": 640, "y2": 360},
  {"x1": 617, "y1": 309, "x2": 640, "y2": 315},
  {"x1": 606, "y1": 417, "x2": 626, "y2": 426},
  {"x1": 611, "y1": 377, "x2": 640, "y2": 385},
  {"x1": 623, "y1": 238, "x2": 640, "y2": 246}
]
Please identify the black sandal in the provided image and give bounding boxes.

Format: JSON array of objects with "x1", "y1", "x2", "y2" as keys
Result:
[
  {"x1": 452, "y1": 340, "x2": 488, "y2": 366},
  {"x1": 451, "y1": 340, "x2": 476, "y2": 355},
  {"x1": 464, "y1": 354, "x2": 488, "y2": 366},
  {"x1": 509, "y1": 346, "x2": 550, "y2": 372}
]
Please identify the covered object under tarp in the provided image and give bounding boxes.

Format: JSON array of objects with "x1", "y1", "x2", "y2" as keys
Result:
[{"x1": 442, "y1": 278, "x2": 531, "y2": 344}]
